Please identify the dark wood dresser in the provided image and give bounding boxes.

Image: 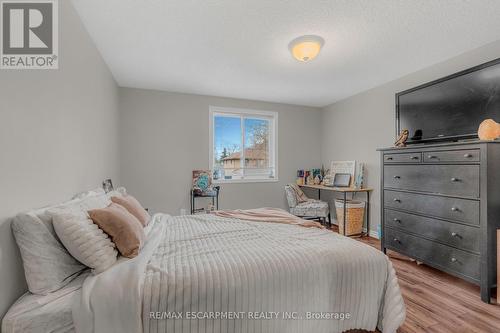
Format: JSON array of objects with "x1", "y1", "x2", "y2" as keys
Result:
[{"x1": 379, "y1": 141, "x2": 500, "y2": 302}]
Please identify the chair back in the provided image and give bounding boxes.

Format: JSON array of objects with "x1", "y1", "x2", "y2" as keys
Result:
[
  {"x1": 284, "y1": 184, "x2": 308, "y2": 208},
  {"x1": 284, "y1": 185, "x2": 297, "y2": 208}
]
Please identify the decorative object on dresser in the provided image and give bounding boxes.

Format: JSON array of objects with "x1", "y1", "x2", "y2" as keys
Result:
[
  {"x1": 478, "y1": 119, "x2": 500, "y2": 141},
  {"x1": 394, "y1": 129, "x2": 409, "y2": 147},
  {"x1": 379, "y1": 141, "x2": 500, "y2": 303}
]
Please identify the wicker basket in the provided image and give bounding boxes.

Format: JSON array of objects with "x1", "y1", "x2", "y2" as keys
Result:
[{"x1": 335, "y1": 200, "x2": 365, "y2": 236}]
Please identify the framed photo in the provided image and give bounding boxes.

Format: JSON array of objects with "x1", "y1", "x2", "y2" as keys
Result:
[
  {"x1": 102, "y1": 179, "x2": 114, "y2": 193},
  {"x1": 192, "y1": 170, "x2": 213, "y2": 195}
]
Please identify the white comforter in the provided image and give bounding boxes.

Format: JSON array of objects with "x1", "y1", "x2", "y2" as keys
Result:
[{"x1": 74, "y1": 213, "x2": 405, "y2": 333}]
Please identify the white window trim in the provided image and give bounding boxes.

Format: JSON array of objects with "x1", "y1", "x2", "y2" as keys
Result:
[{"x1": 209, "y1": 106, "x2": 279, "y2": 184}]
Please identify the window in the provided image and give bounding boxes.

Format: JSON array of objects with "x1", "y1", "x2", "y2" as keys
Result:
[{"x1": 209, "y1": 106, "x2": 278, "y2": 183}]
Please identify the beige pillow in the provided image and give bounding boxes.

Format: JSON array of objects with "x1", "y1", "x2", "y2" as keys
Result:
[
  {"x1": 111, "y1": 195, "x2": 150, "y2": 226},
  {"x1": 51, "y1": 210, "x2": 118, "y2": 273},
  {"x1": 88, "y1": 203, "x2": 144, "y2": 258}
]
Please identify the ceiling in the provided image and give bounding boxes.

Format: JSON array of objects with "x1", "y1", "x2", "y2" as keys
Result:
[{"x1": 71, "y1": 0, "x2": 500, "y2": 107}]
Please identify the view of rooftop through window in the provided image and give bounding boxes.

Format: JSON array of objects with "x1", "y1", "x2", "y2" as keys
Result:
[{"x1": 212, "y1": 110, "x2": 276, "y2": 181}]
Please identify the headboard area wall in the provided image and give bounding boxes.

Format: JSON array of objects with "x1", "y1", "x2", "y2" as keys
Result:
[{"x1": 0, "y1": 1, "x2": 119, "y2": 320}]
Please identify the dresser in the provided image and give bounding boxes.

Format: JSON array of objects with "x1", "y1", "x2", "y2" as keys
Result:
[{"x1": 379, "y1": 141, "x2": 500, "y2": 303}]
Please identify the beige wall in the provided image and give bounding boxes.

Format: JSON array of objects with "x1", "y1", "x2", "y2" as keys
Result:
[
  {"x1": 320, "y1": 40, "x2": 500, "y2": 236},
  {"x1": 0, "y1": 1, "x2": 119, "y2": 318},
  {"x1": 119, "y1": 88, "x2": 322, "y2": 215}
]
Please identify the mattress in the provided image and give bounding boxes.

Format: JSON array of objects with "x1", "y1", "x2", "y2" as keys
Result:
[
  {"x1": 2, "y1": 273, "x2": 87, "y2": 333},
  {"x1": 74, "y1": 213, "x2": 405, "y2": 333}
]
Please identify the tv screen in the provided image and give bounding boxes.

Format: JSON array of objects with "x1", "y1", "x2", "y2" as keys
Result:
[{"x1": 397, "y1": 58, "x2": 500, "y2": 144}]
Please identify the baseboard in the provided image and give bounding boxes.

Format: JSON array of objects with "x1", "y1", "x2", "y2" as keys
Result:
[
  {"x1": 330, "y1": 221, "x2": 380, "y2": 239},
  {"x1": 364, "y1": 228, "x2": 380, "y2": 239}
]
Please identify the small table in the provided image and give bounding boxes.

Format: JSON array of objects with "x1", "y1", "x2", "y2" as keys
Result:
[
  {"x1": 299, "y1": 184, "x2": 373, "y2": 237},
  {"x1": 190, "y1": 186, "x2": 220, "y2": 214}
]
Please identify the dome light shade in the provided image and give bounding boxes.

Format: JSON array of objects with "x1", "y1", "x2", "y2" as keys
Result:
[{"x1": 289, "y1": 35, "x2": 324, "y2": 62}]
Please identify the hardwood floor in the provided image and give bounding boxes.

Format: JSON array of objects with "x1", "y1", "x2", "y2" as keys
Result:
[{"x1": 328, "y1": 227, "x2": 500, "y2": 333}]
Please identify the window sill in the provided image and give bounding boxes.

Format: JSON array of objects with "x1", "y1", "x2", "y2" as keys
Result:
[{"x1": 213, "y1": 178, "x2": 280, "y2": 184}]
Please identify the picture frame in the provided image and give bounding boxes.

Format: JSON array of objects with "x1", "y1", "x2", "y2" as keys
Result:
[
  {"x1": 330, "y1": 161, "x2": 356, "y2": 187},
  {"x1": 333, "y1": 173, "x2": 351, "y2": 187},
  {"x1": 102, "y1": 179, "x2": 114, "y2": 193},
  {"x1": 192, "y1": 170, "x2": 214, "y2": 195}
]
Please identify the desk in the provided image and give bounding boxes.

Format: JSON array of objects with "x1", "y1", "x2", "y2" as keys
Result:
[{"x1": 299, "y1": 184, "x2": 373, "y2": 237}]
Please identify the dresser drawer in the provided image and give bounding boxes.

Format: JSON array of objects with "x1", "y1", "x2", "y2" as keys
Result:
[
  {"x1": 384, "y1": 152, "x2": 422, "y2": 163},
  {"x1": 385, "y1": 209, "x2": 480, "y2": 253},
  {"x1": 384, "y1": 164, "x2": 480, "y2": 197},
  {"x1": 384, "y1": 190, "x2": 479, "y2": 225},
  {"x1": 423, "y1": 149, "x2": 480, "y2": 163},
  {"x1": 385, "y1": 228, "x2": 480, "y2": 281}
]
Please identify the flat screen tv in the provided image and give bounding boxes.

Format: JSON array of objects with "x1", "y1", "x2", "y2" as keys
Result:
[{"x1": 396, "y1": 58, "x2": 500, "y2": 144}]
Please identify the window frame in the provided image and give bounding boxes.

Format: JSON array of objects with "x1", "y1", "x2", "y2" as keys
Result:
[{"x1": 209, "y1": 106, "x2": 279, "y2": 184}]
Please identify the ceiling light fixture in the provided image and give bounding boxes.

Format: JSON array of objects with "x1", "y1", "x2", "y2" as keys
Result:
[{"x1": 288, "y1": 35, "x2": 325, "y2": 62}]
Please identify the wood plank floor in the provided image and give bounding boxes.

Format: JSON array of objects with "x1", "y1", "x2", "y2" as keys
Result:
[{"x1": 328, "y1": 227, "x2": 500, "y2": 333}]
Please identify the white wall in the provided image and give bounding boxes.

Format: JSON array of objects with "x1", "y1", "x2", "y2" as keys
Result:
[
  {"x1": 320, "y1": 40, "x2": 500, "y2": 235},
  {"x1": 119, "y1": 88, "x2": 322, "y2": 215},
  {"x1": 2, "y1": 0, "x2": 500, "y2": 321},
  {"x1": 0, "y1": 1, "x2": 119, "y2": 319}
]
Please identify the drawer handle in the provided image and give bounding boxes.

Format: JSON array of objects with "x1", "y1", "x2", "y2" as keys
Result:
[
  {"x1": 428, "y1": 155, "x2": 437, "y2": 159},
  {"x1": 464, "y1": 153, "x2": 473, "y2": 158},
  {"x1": 450, "y1": 257, "x2": 457, "y2": 263},
  {"x1": 386, "y1": 157, "x2": 393, "y2": 161},
  {"x1": 393, "y1": 198, "x2": 401, "y2": 203},
  {"x1": 451, "y1": 232, "x2": 458, "y2": 237},
  {"x1": 410, "y1": 156, "x2": 419, "y2": 160},
  {"x1": 393, "y1": 175, "x2": 401, "y2": 179},
  {"x1": 451, "y1": 207, "x2": 460, "y2": 212},
  {"x1": 393, "y1": 238, "x2": 400, "y2": 243},
  {"x1": 450, "y1": 177, "x2": 460, "y2": 182},
  {"x1": 393, "y1": 218, "x2": 401, "y2": 223}
]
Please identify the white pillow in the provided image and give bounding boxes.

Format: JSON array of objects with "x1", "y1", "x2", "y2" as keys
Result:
[
  {"x1": 72, "y1": 187, "x2": 106, "y2": 200},
  {"x1": 106, "y1": 186, "x2": 127, "y2": 199},
  {"x1": 12, "y1": 190, "x2": 115, "y2": 294},
  {"x1": 12, "y1": 212, "x2": 87, "y2": 295},
  {"x1": 50, "y1": 210, "x2": 118, "y2": 274}
]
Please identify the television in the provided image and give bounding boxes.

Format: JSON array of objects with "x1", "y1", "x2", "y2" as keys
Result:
[{"x1": 396, "y1": 58, "x2": 500, "y2": 144}]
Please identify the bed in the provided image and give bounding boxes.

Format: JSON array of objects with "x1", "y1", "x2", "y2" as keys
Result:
[
  {"x1": 1, "y1": 273, "x2": 87, "y2": 333},
  {"x1": 74, "y1": 213, "x2": 405, "y2": 333},
  {"x1": 3, "y1": 197, "x2": 405, "y2": 333}
]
